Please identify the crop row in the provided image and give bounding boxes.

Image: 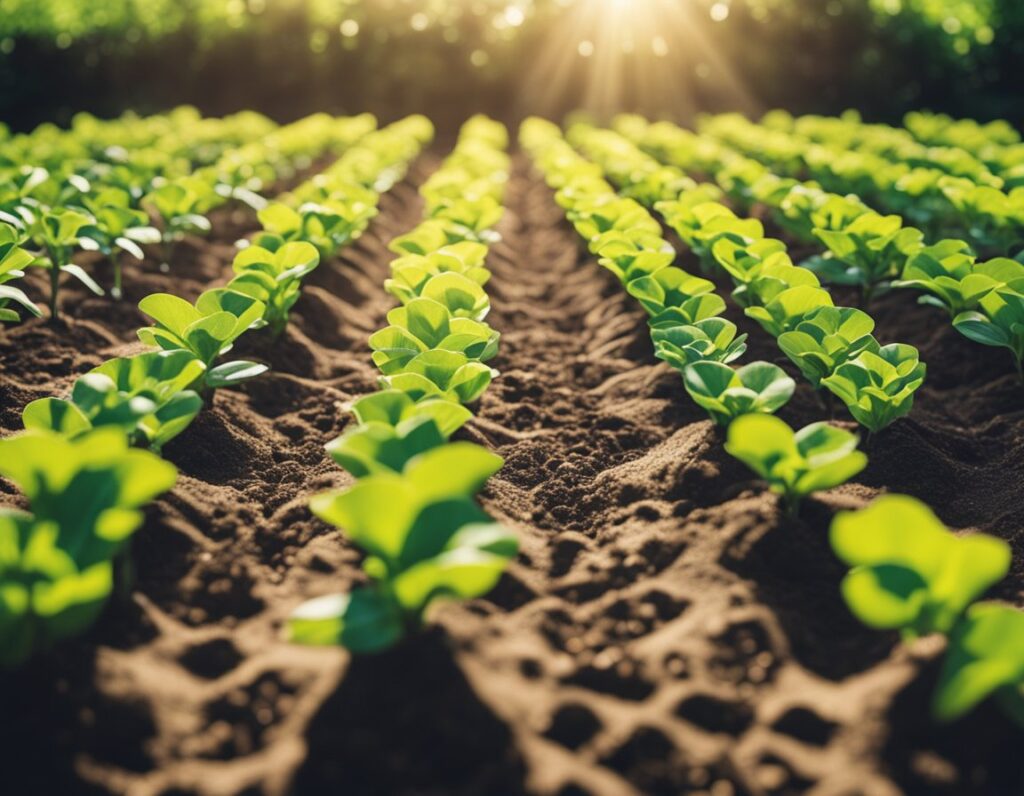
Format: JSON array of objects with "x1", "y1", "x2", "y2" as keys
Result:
[
  {"x1": 522, "y1": 117, "x2": 1023, "y2": 727},
  {"x1": 566, "y1": 121, "x2": 926, "y2": 435},
  {"x1": 286, "y1": 115, "x2": 518, "y2": 653},
  {"x1": 1, "y1": 109, "x2": 375, "y2": 317},
  {"x1": 0, "y1": 114, "x2": 431, "y2": 665},
  {"x1": 614, "y1": 115, "x2": 1024, "y2": 379}
]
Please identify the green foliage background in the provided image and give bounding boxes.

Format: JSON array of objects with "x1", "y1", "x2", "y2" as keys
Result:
[{"x1": 0, "y1": 0, "x2": 1020, "y2": 131}]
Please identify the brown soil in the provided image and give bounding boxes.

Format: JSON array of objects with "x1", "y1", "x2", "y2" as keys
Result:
[{"x1": 1, "y1": 153, "x2": 1022, "y2": 796}]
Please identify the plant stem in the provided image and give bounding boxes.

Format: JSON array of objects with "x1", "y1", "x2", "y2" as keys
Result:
[
  {"x1": 47, "y1": 246, "x2": 60, "y2": 320},
  {"x1": 113, "y1": 255, "x2": 123, "y2": 300},
  {"x1": 861, "y1": 282, "x2": 875, "y2": 309},
  {"x1": 162, "y1": 238, "x2": 175, "y2": 273}
]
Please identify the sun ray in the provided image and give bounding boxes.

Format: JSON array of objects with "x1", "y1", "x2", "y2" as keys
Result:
[{"x1": 518, "y1": 0, "x2": 760, "y2": 124}]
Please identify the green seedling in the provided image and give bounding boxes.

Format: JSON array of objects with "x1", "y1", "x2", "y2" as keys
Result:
[
  {"x1": 384, "y1": 242, "x2": 490, "y2": 305},
  {"x1": 683, "y1": 361, "x2": 795, "y2": 426},
  {"x1": 0, "y1": 509, "x2": 114, "y2": 668},
  {"x1": 0, "y1": 222, "x2": 41, "y2": 322},
  {"x1": 744, "y1": 284, "x2": 835, "y2": 338},
  {"x1": 137, "y1": 288, "x2": 267, "y2": 392},
  {"x1": 227, "y1": 241, "x2": 320, "y2": 336},
  {"x1": 892, "y1": 239, "x2": 979, "y2": 315},
  {"x1": 625, "y1": 266, "x2": 724, "y2": 320},
  {"x1": 77, "y1": 187, "x2": 161, "y2": 298},
  {"x1": 22, "y1": 350, "x2": 205, "y2": 451},
  {"x1": 821, "y1": 344, "x2": 926, "y2": 433},
  {"x1": 652, "y1": 317, "x2": 748, "y2": 371},
  {"x1": 777, "y1": 306, "x2": 879, "y2": 389},
  {"x1": 0, "y1": 427, "x2": 178, "y2": 569},
  {"x1": 830, "y1": 495, "x2": 1010, "y2": 638},
  {"x1": 725, "y1": 414, "x2": 867, "y2": 515},
  {"x1": 26, "y1": 207, "x2": 103, "y2": 318},
  {"x1": 933, "y1": 603, "x2": 1024, "y2": 726},
  {"x1": 812, "y1": 211, "x2": 925, "y2": 302},
  {"x1": 381, "y1": 349, "x2": 496, "y2": 404},
  {"x1": 370, "y1": 297, "x2": 498, "y2": 374},
  {"x1": 287, "y1": 444, "x2": 516, "y2": 652}
]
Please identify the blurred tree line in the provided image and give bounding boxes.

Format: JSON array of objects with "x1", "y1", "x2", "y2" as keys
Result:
[{"x1": 0, "y1": 0, "x2": 1020, "y2": 134}]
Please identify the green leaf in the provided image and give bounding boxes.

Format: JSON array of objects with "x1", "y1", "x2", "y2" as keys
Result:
[
  {"x1": 206, "y1": 360, "x2": 268, "y2": 388},
  {"x1": 22, "y1": 398, "x2": 93, "y2": 436},
  {"x1": 831, "y1": 495, "x2": 1010, "y2": 636},
  {"x1": 287, "y1": 588, "x2": 404, "y2": 653},
  {"x1": 933, "y1": 603, "x2": 1024, "y2": 723}
]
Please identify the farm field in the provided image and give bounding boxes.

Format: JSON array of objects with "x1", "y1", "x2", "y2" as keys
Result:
[
  {"x1": 0, "y1": 107, "x2": 1022, "y2": 795},
  {"x1": 2, "y1": 2, "x2": 1024, "y2": 795}
]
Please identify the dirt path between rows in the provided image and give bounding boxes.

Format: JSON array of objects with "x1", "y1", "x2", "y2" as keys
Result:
[{"x1": 0, "y1": 153, "x2": 1021, "y2": 796}]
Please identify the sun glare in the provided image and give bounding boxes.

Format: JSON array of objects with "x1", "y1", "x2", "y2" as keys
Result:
[{"x1": 520, "y1": 0, "x2": 758, "y2": 121}]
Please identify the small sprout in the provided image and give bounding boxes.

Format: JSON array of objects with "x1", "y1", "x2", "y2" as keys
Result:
[
  {"x1": 370, "y1": 297, "x2": 498, "y2": 374},
  {"x1": 0, "y1": 427, "x2": 178, "y2": 569},
  {"x1": 892, "y1": 239, "x2": 979, "y2": 315},
  {"x1": 25, "y1": 207, "x2": 103, "y2": 319},
  {"x1": 625, "y1": 265, "x2": 724, "y2": 320},
  {"x1": 0, "y1": 223, "x2": 41, "y2": 322},
  {"x1": 830, "y1": 495, "x2": 1011, "y2": 639},
  {"x1": 381, "y1": 349, "x2": 496, "y2": 404},
  {"x1": 594, "y1": 231, "x2": 675, "y2": 285},
  {"x1": 137, "y1": 288, "x2": 268, "y2": 392},
  {"x1": 683, "y1": 361, "x2": 795, "y2": 426},
  {"x1": 820, "y1": 343, "x2": 926, "y2": 433},
  {"x1": 0, "y1": 429, "x2": 177, "y2": 666},
  {"x1": 77, "y1": 186, "x2": 161, "y2": 299},
  {"x1": 710, "y1": 236, "x2": 791, "y2": 306},
  {"x1": 659, "y1": 200, "x2": 765, "y2": 271},
  {"x1": 22, "y1": 350, "x2": 205, "y2": 452},
  {"x1": 327, "y1": 418, "x2": 449, "y2": 479},
  {"x1": 416, "y1": 271, "x2": 491, "y2": 321},
  {"x1": 348, "y1": 389, "x2": 472, "y2": 438},
  {"x1": 777, "y1": 306, "x2": 879, "y2": 388},
  {"x1": 384, "y1": 242, "x2": 490, "y2": 305},
  {"x1": 388, "y1": 219, "x2": 457, "y2": 256},
  {"x1": 568, "y1": 196, "x2": 662, "y2": 242},
  {"x1": 725, "y1": 414, "x2": 867, "y2": 515},
  {"x1": 652, "y1": 317, "x2": 747, "y2": 371},
  {"x1": 812, "y1": 210, "x2": 924, "y2": 301},
  {"x1": 430, "y1": 196, "x2": 504, "y2": 244},
  {"x1": 143, "y1": 178, "x2": 217, "y2": 267},
  {"x1": 933, "y1": 603, "x2": 1024, "y2": 726},
  {"x1": 227, "y1": 241, "x2": 321, "y2": 337},
  {"x1": 255, "y1": 195, "x2": 377, "y2": 256},
  {"x1": 0, "y1": 509, "x2": 113, "y2": 668},
  {"x1": 287, "y1": 445, "x2": 516, "y2": 653},
  {"x1": 953, "y1": 267, "x2": 1024, "y2": 377},
  {"x1": 744, "y1": 284, "x2": 835, "y2": 338}
]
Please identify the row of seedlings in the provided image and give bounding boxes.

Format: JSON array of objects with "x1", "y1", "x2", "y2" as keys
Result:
[
  {"x1": 1, "y1": 111, "x2": 376, "y2": 319},
  {"x1": 521, "y1": 118, "x2": 866, "y2": 518},
  {"x1": 698, "y1": 113, "x2": 1024, "y2": 379},
  {"x1": 571, "y1": 121, "x2": 927, "y2": 438},
  {"x1": 286, "y1": 116, "x2": 519, "y2": 653},
  {"x1": 0, "y1": 108, "x2": 285, "y2": 315},
  {"x1": 0, "y1": 117, "x2": 432, "y2": 666},
  {"x1": 620, "y1": 115, "x2": 1024, "y2": 379},
  {"x1": 703, "y1": 111, "x2": 1018, "y2": 252},
  {"x1": 558, "y1": 122, "x2": 1024, "y2": 726}
]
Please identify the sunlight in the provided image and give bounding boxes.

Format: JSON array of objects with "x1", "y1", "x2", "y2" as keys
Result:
[{"x1": 519, "y1": 0, "x2": 759, "y2": 122}]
